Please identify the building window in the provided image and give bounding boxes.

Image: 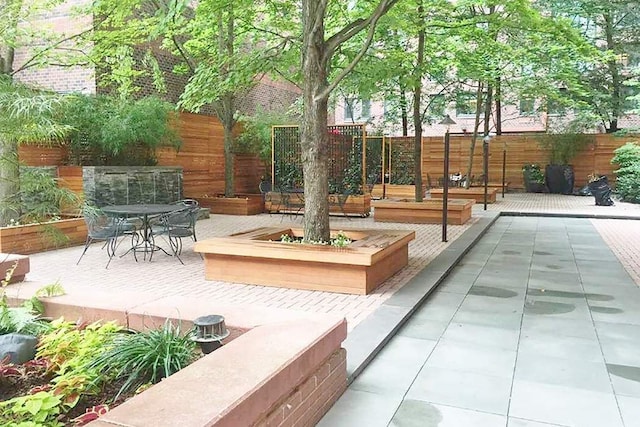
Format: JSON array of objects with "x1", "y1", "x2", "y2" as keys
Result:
[
  {"x1": 546, "y1": 99, "x2": 564, "y2": 116},
  {"x1": 456, "y1": 93, "x2": 481, "y2": 117},
  {"x1": 343, "y1": 97, "x2": 370, "y2": 121},
  {"x1": 361, "y1": 99, "x2": 371, "y2": 118},
  {"x1": 344, "y1": 98, "x2": 355, "y2": 120},
  {"x1": 519, "y1": 99, "x2": 535, "y2": 116}
]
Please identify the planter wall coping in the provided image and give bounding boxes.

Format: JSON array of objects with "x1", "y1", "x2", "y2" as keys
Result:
[
  {"x1": 194, "y1": 226, "x2": 415, "y2": 266},
  {"x1": 373, "y1": 198, "x2": 475, "y2": 211}
]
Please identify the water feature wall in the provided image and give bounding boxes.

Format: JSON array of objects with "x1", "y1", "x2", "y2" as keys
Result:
[{"x1": 83, "y1": 166, "x2": 183, "y2": 207}]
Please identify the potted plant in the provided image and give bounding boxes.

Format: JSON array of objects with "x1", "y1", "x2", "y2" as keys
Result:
[
  {"x1": 537, "y1": 133, "x2": 595, "y2": 195},
  {"x1": 522, "y1": 164, "x2": 546, "y2": 193}
]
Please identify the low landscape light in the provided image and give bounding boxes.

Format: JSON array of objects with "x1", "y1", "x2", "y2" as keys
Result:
[{"x1": 192, "y1": 314, "x2": 230, "y2": 354}]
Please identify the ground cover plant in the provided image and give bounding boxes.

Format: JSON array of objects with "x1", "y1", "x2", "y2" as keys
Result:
[{"x1": 0, "y1": 318, "x2": 199, "y2": 426}]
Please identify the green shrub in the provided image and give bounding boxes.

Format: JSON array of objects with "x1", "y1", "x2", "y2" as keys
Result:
[
  {"x1": 88, "y1": 321, "x2": 196, "y2": 399},
  {"x1": 62, "y1": 94, "x2": 181, "y2": 166},
  {"x1": 611, "y1": 142, "x2": 640, "y2": 203},
  {"x1": 611, "y1": 142, "x2": 640, "y2": 170},
  {"x1": 536, "y1": 134, "x2": 595, "y2": 165}
]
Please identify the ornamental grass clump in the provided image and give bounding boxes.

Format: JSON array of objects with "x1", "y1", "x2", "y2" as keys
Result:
[{"x1": 88, "y1": 320, "x2": 197, "y2": 400}]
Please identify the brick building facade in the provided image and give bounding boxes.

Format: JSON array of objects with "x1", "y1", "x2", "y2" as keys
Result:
[{"x1": 13, "y1": 0, "x2": 301, "y2": 117}]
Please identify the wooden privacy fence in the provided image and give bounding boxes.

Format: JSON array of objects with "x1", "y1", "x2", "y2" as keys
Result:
[
  {"x1": 419, "y1": 133, "x2": 635, "y2": 190},
  {"x1": 19, "y1": 112, "x2": 265, "y2": 198},
  {"x1": 18, "y1": 114, "x2": 635, "y2": 195}
]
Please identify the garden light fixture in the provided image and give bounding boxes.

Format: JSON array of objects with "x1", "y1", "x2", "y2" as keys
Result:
[
  {"x1": 192, "y1": 314, "x2": 230, "y2": 354},
  {"x1": 438, "y1": 115, "x2": 456, "y2": 242},
  {"x1": 483, "y1": 134, "x2": 491, "y2": 210}
]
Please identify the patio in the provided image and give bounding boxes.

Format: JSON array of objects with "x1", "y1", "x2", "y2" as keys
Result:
[
  {"x1": 5, "y1": 192, "x2": 640, "y2": 426},
  {"x1": 6, "y1": 193, "x2": 640, "y2": 332}
]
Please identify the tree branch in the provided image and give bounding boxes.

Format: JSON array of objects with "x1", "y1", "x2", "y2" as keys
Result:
[{"x1": 318, "y1": 0, "x2": 399, "y2": 100}]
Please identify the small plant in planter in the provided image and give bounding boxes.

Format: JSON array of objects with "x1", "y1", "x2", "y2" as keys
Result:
[
  {"x1": 279, "y1": 230, "x2": 353, "y2": 247},
  {"x1": 522, "y1": 164, "x2": 546, "y2": 193}
]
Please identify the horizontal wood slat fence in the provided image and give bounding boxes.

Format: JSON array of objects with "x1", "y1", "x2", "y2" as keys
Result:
[
  {"x1": 18, "y1": 114, "x2": 634, "y2": 195},
  {"x1": 419, "y1": 133, "x2": 634, "y2": 190},
  {"x1": 19, "y1": 112, "x2": 265, "y2": 199}
]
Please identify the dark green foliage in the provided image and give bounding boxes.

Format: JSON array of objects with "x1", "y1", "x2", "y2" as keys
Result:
[
  {"x1": 88, "y1": 321, "x2": 197, "y2": 399},
  {"x1": 18, "y1": 167, "x2": 80, "y2": 222},
  {"x1": 62, "y1": 94, "x2": 181, "y2": 166},
  {"x1": 272, "y1": 124, "x2": 367, "y2": 194},
  {"x1": 536, "y1": 134, "x2": 595, "y2": 165},
  {"x1": 522, "y1": 164, "x2": 544, "y2": 184},
  {"x1": 236, "y1": 110, "x2": 288, "y2": 166},
  {"x1": 612, "y1": 142, "x2": 640, "y2": 203},
  {"x1": 0, "y1": 166, "x2": 81, "y2": 227}
]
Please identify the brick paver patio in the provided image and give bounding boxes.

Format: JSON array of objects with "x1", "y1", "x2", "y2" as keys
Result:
[{"x1": 8, "y1": 193, "x2": 640, "y2": 331}]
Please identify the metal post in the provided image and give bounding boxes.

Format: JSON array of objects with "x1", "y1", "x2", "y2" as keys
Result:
[
  {"x1": 501, "y1": 147, "x2": 506, "y2": 198},
  {"x1": 442, "y1": 131, "x2": 450, "y2": 242},
  {"x1": 483, "y1": 137, "x2": 489, "y2": 210}
]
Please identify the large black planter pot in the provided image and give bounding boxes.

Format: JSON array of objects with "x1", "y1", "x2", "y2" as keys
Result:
[{"x1": 545, "y1": 164, "x2": 574, "y2": 195}]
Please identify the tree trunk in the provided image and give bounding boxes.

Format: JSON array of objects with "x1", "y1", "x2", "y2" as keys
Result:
[
  {"x1": 604, "y1": 12, "x2": 620, "y2": 133},
  {"x1": 0, "y1": 0, "x2": 23, "y2": 225},
  {"x1": 413, "y1": 0, "x2": 424, "y2": 202},
  {"x1": 464, "y1": 83, "x2": 484, "y2": 189},
  {"x1": 0, "y1": 139, "x2": 19, "y2": 225},
  {"x1": 400, "y1": 87, "x2": 408, "y2": 136},
  {"x1": 301, "y1": 0, "x2": 330, "y2": 242},
  {"x1": 222, "y1": 116, "x2": 235, "y2": 198},
  {"x1": 217, "y1": 6, "x2": 236, "y2": 198},
  {"x1": 495, "y1": 77, "x2": 502, "y2": 135}
]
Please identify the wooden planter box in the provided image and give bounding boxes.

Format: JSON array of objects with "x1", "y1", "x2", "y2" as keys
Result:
[
  {"x1": 373, "y1": 198, "x2": 474, "y2": 225},
  {"x1": 199, "y1": 194, "x2": 264, "y2": 215},
  {"x1": 430, "y1": 187, "x2": 498, "y2": 203},
  {"x1": 194, "y1": 227, "x2": 415, "y2": 295},
  {"x1": 265, "y1": 193, "x2": 371, "y2": 217},
  {"x1": 0, "y1": 218, "x2": 87, "y2": 255},
  {"x1": 371, "y1": 184, "x2": 416, "y2": 199}
]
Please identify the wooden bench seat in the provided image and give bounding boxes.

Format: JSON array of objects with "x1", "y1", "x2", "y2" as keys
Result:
[
  {"x1": 430, "y1": 187, "x2": 498, "y2": 203},
  {"x1": 373, "y1": 198, "x2": 474, "y2": 224}
]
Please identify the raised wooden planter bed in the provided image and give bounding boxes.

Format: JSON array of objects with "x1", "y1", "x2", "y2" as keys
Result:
[
  {"x1": 0, "y1": 218, "x2": 87, "y2": 255},
  {"x1": 373, "y1": 198, "x2": 474, "y2": 225},
  {"x1": 194, "y1": 227, "x2": 415, "y2": 295},
  {"x1": 198, "y1": 194, "x2": 264, "y2": 215},
  {"x1": 265, "y1": 193, "x2": 371, "y2": 217},
  {"x1": 430, "y1": 187, "x2": 498, "y2": 203},
  {"x1": 371, "y1": 184, "x2": 416, "y2": 199}
]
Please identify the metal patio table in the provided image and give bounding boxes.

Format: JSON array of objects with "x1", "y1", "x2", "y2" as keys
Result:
[{"x1": 102, "y1": 204, "x2": 181, "y2": 261}]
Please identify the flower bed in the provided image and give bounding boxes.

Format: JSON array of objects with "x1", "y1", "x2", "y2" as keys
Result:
[{"x1": 3, "y1": 288, "x2": 347, "y2": 427}]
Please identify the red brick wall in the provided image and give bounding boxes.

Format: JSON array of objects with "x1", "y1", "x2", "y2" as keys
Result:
[
  {"x1": 13, "y1": 0, "x2": 95, "y2": 94},
  {"x1": 256, "y1": 348, "x2": 347, "y2": 427}
]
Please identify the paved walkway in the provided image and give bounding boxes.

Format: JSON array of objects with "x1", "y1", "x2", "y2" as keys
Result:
[{"x1": 319, "y1": 216, "x2": 640, "y2": 427}]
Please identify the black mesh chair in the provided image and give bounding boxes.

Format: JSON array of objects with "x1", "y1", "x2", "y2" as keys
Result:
[
  {"x1": 77, "y1": 207, "x2": 137, "y2": 268},
  {"x1": 150, "y1": 204, "x2": 199, "y2": 264}
]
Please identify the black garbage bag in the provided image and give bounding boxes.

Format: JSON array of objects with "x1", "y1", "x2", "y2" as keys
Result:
[{"x1": 588, "y1": 176, "x2": 614, "y2": 206}]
